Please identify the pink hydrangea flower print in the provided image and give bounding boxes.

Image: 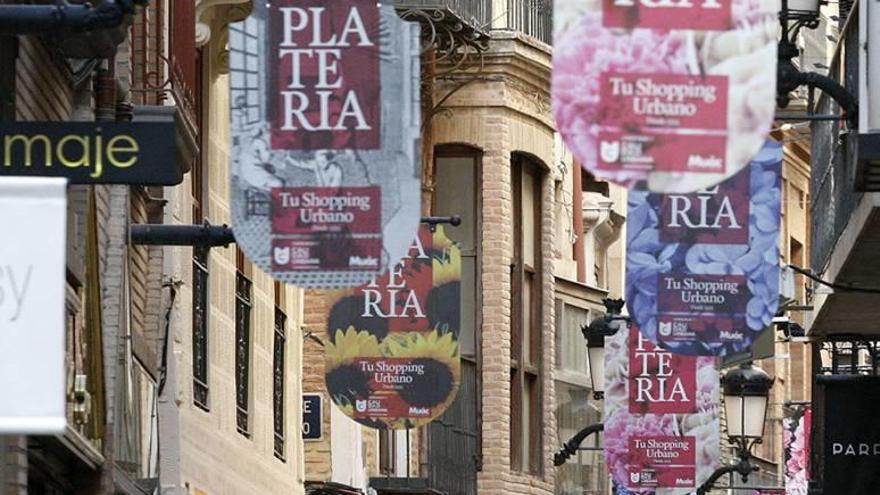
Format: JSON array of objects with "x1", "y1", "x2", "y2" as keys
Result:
[
  {"x1": 604, "y1": 326, "x2": 721, "y2": 494},
  {"x1": 552, "y1": 0, "x2": 778, "y2": 193},
  {"x1": 784, "y1": 406, "x2": 811, "y2": 495}
]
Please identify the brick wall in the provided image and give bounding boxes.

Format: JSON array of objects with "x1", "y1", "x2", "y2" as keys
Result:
[{"x1": 430, "y1": 33, "x2": 558, "y2": 495}]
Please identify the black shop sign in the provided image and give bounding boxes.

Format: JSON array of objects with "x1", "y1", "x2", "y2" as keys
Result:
[
  {"x1": 0, "y1": 121, "x2": 180, "y2": 185},
  {"x1": 821, "y1": 375, "x2": 880, "y2": 495}
]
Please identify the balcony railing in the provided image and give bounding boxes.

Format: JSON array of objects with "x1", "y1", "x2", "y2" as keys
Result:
[
  {"x1": 396, "y1": 0, "x2": 492, "y2": 29},
  {"x1": 506, "y1": 0, "x2": 552, "y2": 45},
  {"x1": 396, "y1": 0, "x2": 553, "y2": 45},
  {"x1": 810, "y1": 9, "x2": 861, "y2": 271}
]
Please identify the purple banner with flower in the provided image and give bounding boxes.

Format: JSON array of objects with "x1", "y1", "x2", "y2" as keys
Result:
[
  {"x1": 784, "y1": 405, "x2": 811, "y2": 495},
  {"x1": 604, "y1": 326, "x2": 720, "y2": 494},
  {"x1": 626, "y1": 140, "x2": 782, "y2": 356}
]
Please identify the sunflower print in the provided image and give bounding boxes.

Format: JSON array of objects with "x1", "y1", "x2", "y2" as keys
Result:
[
  {"x1": 324, "y1": 226, "x2": 463, "y2": 430},
  {"x1": 382, "y1": 331, "x2": 461, "y2": 412}
]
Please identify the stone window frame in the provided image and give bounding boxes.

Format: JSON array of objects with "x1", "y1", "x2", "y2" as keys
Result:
[{"x1": 510, "y1": 153, "x2": 544, "y2": 476}]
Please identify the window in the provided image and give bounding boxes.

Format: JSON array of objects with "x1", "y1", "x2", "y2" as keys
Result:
[
  {"x1": 511, "y1": 154, "x2": 544, "y2": 475},
  {"x1": 235, "y1": 249, "x2": 253, "y2": 436},
  {"x1": 273, "y1": 283, "x2": 287, "y2": 460},
  {"x1": 229, "y1": 17, "x2": 263, "y2": 126},
  {"x1": 191, "y1": 46, "x2": 210, "y2": 412},
  {"x1": 192, "y1": 245, "x2": 209, "y2": 410},
  {"x1": 426, "y1": 147, "x2": 482, "y2": 494},
  {"x1": 555, "y1": 301, "x2": 609, "y2": 494},
  {"x1": 379, "y1": 430, "x2": 398, "y2": 475}
]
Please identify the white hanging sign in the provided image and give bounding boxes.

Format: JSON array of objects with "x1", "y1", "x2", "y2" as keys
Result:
[{"x1": 0, "y1": 177, "x2": 67, "y2": 434}]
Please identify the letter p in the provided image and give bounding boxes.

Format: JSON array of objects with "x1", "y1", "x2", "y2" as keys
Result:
[{"x1": 281, "y1": 7, "x2": 309, "y2": 47}]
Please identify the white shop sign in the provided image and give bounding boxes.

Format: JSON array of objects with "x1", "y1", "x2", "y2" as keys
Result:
[{"x1": 0, "y1": 177, "x2": 67, "y2": 434}]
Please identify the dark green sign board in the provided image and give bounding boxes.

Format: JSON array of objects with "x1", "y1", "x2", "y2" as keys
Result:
[{"x1": 0, "y1": 122, "x2": 180, "y2": 185}]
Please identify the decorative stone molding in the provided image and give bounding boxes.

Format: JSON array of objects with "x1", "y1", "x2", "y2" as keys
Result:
[{"x1": 195, "y1": 0, "x2": 253, "y2": 47}]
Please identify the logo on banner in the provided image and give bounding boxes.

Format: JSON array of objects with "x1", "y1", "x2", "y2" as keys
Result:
[
  {"x1": 604, "y1": 326, "x2": 720, "y2": 494},
  {"x1": 230, "y1": 0, "x2": 421, "y2": 288},
  {"x1": 551, "y1": 0, "x2": 778, "y2": 193},
  {"x1": 626, "y1": 141, "x2": 782, "y2": 356},
  {"x1": 324, "y1": 225, "x2": 462, "y2": 429}
]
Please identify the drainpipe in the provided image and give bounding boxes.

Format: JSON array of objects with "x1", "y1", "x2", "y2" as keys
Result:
[
  {"x1": 94, "y1": 59, "x2": 121, "y2": 495},
  {"x1": 572, "y1": 160, "x2": 586, "y2": 284}
]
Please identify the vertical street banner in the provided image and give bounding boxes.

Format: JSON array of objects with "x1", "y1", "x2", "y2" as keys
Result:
[
  {"x1": 230, "y1": 0, "x2": 421, "y2": 288},
  {"x1": 820, "y1": 376, "x2": 880, "y2": 495},
  {"x1": 324, "y1": 225, "x2": 461, "y2": 429},
  {"x1": 605, "y1": 326, "x2": 720, "y2": 493},
  {"x1": 0, "y1": 178, "x2": 67, "y2": 434},
  {"x1": 784, "y1": 404, "x2": 811, "y2": 495},
  {"x1": 626, "y1": 140, "x2": 782, "y2": 356},
  {"x1": 552, "y1": 0, "x2": 778, "y2": 193}
]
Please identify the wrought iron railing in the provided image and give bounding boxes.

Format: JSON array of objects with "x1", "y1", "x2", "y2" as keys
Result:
[
  {"x1": 396, "y1": 0, "x2": 492, "y2": 29},
  {"x1": 235, "y1": 272, "x2": 253, "y2": 436},
  {"x1": 810, "y1": 10, "x2": 861, "y2": 271},
  {"x1": 192, "y1": 246, "x2": 210, "y2": 411},
  {"x1": 506, "y1": 0, "x2": 552, "y2": 44},
  {"x1": 273, "y1": 309, "x2": 287, "y2": 460},
  {"x1": 396, "y1": 0, "x2": 554, "y2": 45}
]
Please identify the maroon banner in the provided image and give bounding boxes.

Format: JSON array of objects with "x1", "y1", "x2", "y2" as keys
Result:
[
  {"x1": 605, "y1": 327, "x2": 720, "y2": 493},
  {"x1": 324, "y1": 226, "x2": 462, "y2": 429},
  {"x1": 626, "y1": 142, "x2": 783, "y2": 356},
  {"x1": 230, "y1": 1, "x2": 421, "y2": 288},
  {"x1": 602, "y1": 0, "x2": 733, "y2": 30},
  {"x1": 552, "y1": 0, "x2": 778, "y2": 193},
  {"x1": 268, "y1": 1, "x2": 381, "y2": 149}
]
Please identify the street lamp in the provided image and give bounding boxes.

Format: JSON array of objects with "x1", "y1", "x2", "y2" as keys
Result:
[
  {"x1": 582, "y1": 298, "x2": 628, "y2": 400},
  {"x1": 781, "y1": 0, "x2": 822, "y2": 21},
  {"x1": 697, "y1": 363, "x2": 774, "y2": 494},
  {"x1": 776, "y1": 0, "x2": 858, "y2": 124},
  {"x1": 724, "y1": 363, "x2": 774, "y2": 442}
]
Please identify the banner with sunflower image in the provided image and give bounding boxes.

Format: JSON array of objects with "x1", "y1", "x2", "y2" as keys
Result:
[{"x1": 324, "y1": 224, "x2": 461, "y2": 429}]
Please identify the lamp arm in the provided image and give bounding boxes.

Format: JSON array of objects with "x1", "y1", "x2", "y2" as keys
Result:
[
  {"x1": 694, "y1": 455, "x2": 759, "y2": 494},
  {"x1": 552, "y1": 423, "x2": 604, "y2": 467},
  {"x1": 796, "y1": 70, "x2": 859, "y2": 127},
  {"x1": 779, "y1": 63, "x2": 859, "y2": 127}
]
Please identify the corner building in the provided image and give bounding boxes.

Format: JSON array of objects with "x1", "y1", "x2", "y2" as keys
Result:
[{"x1": 302, "y1": 4, "x2": 623, "y2": 494}]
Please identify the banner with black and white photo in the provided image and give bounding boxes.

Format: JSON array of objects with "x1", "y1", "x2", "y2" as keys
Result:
[
  {"x1": 821, "y1": 376, "x2": 880, "y2": 495},
  {"x1": 229, "y1": 0, "x2": 422, "y2": 288}
]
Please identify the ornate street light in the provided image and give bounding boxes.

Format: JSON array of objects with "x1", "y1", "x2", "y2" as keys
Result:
[
  {"x1": 582, "y1": 298, "x2": 628, "y2": 400},
  {"x1": 697, "y1": 363, "x2": 775, "y2": 494},
  {"x1": 776, "y1": 0, "x2": 858, "y2": 124}
]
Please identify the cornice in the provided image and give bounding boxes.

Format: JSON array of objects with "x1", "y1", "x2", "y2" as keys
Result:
[{"x1": 195, "y1": 0, "x2": 254, "y2": 47}]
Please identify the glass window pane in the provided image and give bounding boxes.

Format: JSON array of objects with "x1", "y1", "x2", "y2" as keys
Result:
[
  {"x1": 522, "y1": 169, "x2": 536, "y2": 267},
  {"x1": 522, "y1": 275, "x2": 532, "y2": 364},
  {"x1": 558, "y1": 304, "x2": 590, "y2": 377},
  {"x1": 459, "y1": 257, "x2": 476, "y2": 358},
  {"x1": 555, "y1": 382, "x2": 607, "y2": 494},
  {"x1": 434, "y1": 156, "x2": 476, "y2": 252}
]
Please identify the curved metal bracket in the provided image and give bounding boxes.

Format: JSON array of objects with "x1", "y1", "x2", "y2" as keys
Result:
[
  {"x1": 776, "y1": 12, "x2": 859, "y2": 127},
  {"x1": 553, "y1": 423, "x2": 604, "y2": 467},
  {"x1": 696, "y1": 440, "x2": 761, "y2": 494}
]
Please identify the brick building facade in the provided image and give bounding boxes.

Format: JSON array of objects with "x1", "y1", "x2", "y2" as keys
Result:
[
  {"x1": 299, "y1": 9, "x2": 627, "y2": 495},
  {"x1": 0, "y1": 2, "x2": 307, "y2": 494}
]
